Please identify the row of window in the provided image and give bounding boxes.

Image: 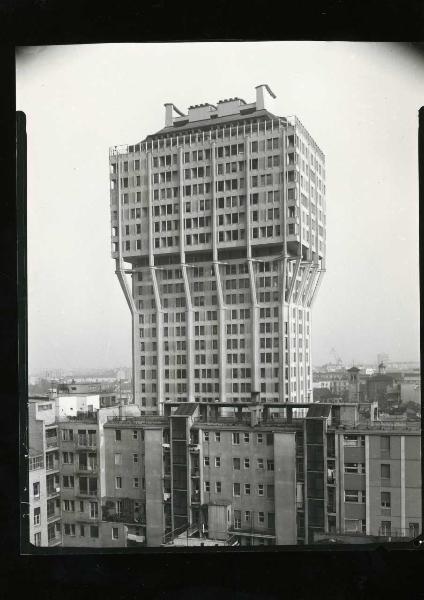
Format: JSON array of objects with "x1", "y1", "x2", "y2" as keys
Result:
[
  {"x1": 203, "y1": 456, "x2": 274, "y2": 470},
  {"x1": 233, "y1": 510, "x2": 274, "y2": 529},
  {"x1": 203, "y1": 431, "x2": 273, "y2": 445}
]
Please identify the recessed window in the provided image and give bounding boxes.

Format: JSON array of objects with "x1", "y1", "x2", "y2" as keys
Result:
[
  {"x1": 115, "y1": 476, "x2": 122, "y2": 489},
  {"x1": 233, "y1": 483, "x2": 241, "y2": 497},
  {"x1": 33, "y1": 507, "x2": 41, "y2": 526},
  {"x1": 115, "y1": 430, "x2": 121, "y2": 442},
  {"x1": 233, "y1": 457, "x2": 240, "y2": 470},
  {"x1": 112, "y1": 527, "x2": 119, "y2": 540},
  {"x1": 215, "y1": 457, "x2": 221, "y2": 468}
]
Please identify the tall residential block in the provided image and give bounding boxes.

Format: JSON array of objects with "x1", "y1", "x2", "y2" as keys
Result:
[{"x1": 109, "y1": 85, "x2": 326, "y2": 414}]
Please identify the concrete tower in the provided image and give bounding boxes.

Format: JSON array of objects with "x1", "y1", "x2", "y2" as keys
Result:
[{"x1": 109, "y1": 85, "x2": 326, "y2": 414}]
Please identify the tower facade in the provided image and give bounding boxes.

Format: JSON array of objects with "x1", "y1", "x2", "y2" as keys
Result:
[{"x1": 109, "y1": 85, "x2": 326, "y2": 414}]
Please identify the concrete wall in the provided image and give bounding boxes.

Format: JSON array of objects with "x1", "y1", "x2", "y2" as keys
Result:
[
  {"x1": 274, "y1": 432, "x2": 297, "y2": 545},
  {"x1": 144, "y1": 427, "x2": 164, "y2": 546}
]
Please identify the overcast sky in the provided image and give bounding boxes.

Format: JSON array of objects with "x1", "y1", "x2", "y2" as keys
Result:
[{"x1": 16, "y1": 42, "x2": 422, "y2": 374}]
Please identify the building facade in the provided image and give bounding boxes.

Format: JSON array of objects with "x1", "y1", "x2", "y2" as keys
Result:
[
  {"x1": 29, "y1": 394, "x2": 421, "y2": 548},
  {"x1": 109, "y1": 85, "x2": 326, "y2": 414}
]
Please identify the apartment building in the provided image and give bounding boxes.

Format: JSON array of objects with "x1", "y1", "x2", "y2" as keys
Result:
[
  {"x1": 109, "y1": 85, "x2": 326, "y2": 414},
  {"x1": 29, "y1": 392, "x2": 421, "y2": 548},
  {"x1": 28, "y1": 398, "x2": 62, "y2": 547}
]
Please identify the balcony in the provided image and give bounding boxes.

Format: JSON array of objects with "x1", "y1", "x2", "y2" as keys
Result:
[
  {"x1": 48, "y1": 536, "x2": 62, "y2": 547},
  {"x1": 191, "y1": 491, "x2": 201, "y2": 504},
  {"x1": 76, "y1": 465, "x2": 98, "y2": 474},
  {"x1": 77, "y1": 437, "x2": 97, "y2": 449},
  {"x1": 47, "y1": 511, "x2": 61, "y2": 522},
  {"x1": 190, "y1": 468, "x2": 200, "y2": 478},
  {"x1": 189, "y1": 444, "x2": 200, "y2": 453},
  {"x1": 46, "y1": 461, "x2": 60, "y2": 473},
  {"x1": 77, "y1": 489, "x2": 98, "y2": 497},
  {"x1": 46, "y1": 438, "x2": 58, "y2": 449},
  {"x1": 47, "y1": 486, "x2": 61, "y2": 499}
]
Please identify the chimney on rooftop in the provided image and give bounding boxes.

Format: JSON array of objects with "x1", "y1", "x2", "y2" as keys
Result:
[
  {"x1": 255, "y1": 84, "x2": 276, "y2": 111},
  {"x1": 164, "y1": 103, "x2": 174, "y2": 128}
]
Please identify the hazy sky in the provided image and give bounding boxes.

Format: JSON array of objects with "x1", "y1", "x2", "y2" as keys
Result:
[{"x1": 16, "y1": 42, "x2": 422, "y2": 373}]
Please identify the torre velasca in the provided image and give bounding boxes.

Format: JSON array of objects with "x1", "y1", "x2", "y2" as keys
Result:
[{"x1": 109, "y1": 85, "x2": 326, "y2": 415}]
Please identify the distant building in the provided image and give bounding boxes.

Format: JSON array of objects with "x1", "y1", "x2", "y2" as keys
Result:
[{"x1": 377, "y1": 353, "x2": 389, "y2": 367}]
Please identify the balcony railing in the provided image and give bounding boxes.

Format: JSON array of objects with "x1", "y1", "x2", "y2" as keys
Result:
[
  {"x1": 47, "y1": 487, "x2": 60, "y2": 498},
  {"x1": 78, "y1": 490, "x2": 98, "y2": 496},
  {"x1": 47, "y1": 511, "x2": 61, "y2": 522},
  {"x1": 77, "y1": 465, "x2": 98, "y2": 473},
  {"x1": 48, "y1": 536, "x2": 61, "y2": 546},
  {"x1": 46, "y1": 462, "x2": 60, "y2": 472},
  {"x1": 46, "y1": 438, "x2": 58, "y2": 448},
  {"x1": 77, "y1": 437, "x2": 97, "y2": 448}
]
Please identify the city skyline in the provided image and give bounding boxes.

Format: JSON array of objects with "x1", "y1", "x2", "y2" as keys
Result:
[{"x1": 16, "y1": 42, "x2": 422, "y2": 372}]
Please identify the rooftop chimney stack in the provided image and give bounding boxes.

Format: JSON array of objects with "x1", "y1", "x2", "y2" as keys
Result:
[
  {"x1": 255, "y1": 84, "x2": 277, "y2": 111},
  {"x1": 164, "y1": 103, "x2": 174, "y2": 128}
]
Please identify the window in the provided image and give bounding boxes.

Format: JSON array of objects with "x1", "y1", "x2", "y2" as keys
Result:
[
  {"x1": 380, "y1": 436, "x2": 390, "y2": 455},
  {"x1": 409, "y1": 523, "x2": 419, "y2": 538},
  {"x1": 344, "y1": 463, "x2": 365, "y2": 474},
  {"x1": 133, "y1": 430, "x2": 138, "y2": 440},
  {"x1": 114, "y1": 453, "x2": 122, "y2": 465},
  {"x1": 80, "y1": 525, "x2": 85, "y2": 537},
  {"x1": 244, "y1": 483, "x2": 251, "y2": 495},
  {"x1": 62, "y1": 452, "x2": 74, "y2": 464},
  {"x1": 115, "y1": 476, "x2": 122, "y2": 489},
  {"x1": 233, "y1": 483, "x2": 241, "y2": 497},
  {"x1": 244, "y1": 458, "x2": 250, "y2": 469},
  {"x1": 257, "y1": 458, "x2": 264, "y2": 469},
  {"x1": 232, "y1": 432, "x2": 240, "y2": 445},
  {"x1": 63, "y1": 500, "x2": 75, "y2": 512},
  {"x1": 233, "y1": 510, "x2": 241, "y2": 529},
  {"x1": 244, "y1": 510, "x2": 251, "y2": 523},
  {"x1": 112, "y1": 527, "x2": 119, "y2": 540},
  {"x1": 215, "y1": 481, "x2": 222, "y2": 493},
  {"x1": 258, "y1": 512, "x2": 265, "y2": 524},
  {"x1": 266, "y1": 434, "x2": 273, "y2": 446},
  {"x1": 33, "y1": 482, "x2": 40, "y2": 498},
  {"x1": 343, "y1": 435, "x2": 365, "y2": 447},
  {"x1": 63, "y1": 475, "x2": 74, "y2": 488},
  {"x1": 380, "y1": 464, "x2": 390, "y2": 481},
  {"x1": 267, "y1": 460, "x2": 274, "y2": 471},
  {"x1": 115, "y1": 430, "x2": 121, "y2": 442},
  {"x1": 133, "y1": 478, "x2": 139, "y2": 488},
  {"x1": 344, "y1": 490, "x2": 366, "y2": 503},
  {"x1": 215, "y1": 432, "x2": 221, "y2": 442},
  {"x1": 33, "y1": 507, "x2": 41, "y2": 526},
  {"x1": 233, "y1": 457, "x2": 240, "y2": 470},
  {"x1": 90, "y1": 525, "x2": 99, "y2": 538},
  {"x1": 381, "y1": 492, "x2": 391, "y2": 508},
  {"x1": 90, "y1": 502, "x2": 98, "y2": 518},
  {"x1": 215, "y1": 457, "x2": 221, "y2": 468},
  {"x1": 204, "y1": 456, "x2": 210, "y2": 467},
  {"x1": 34, "y1": 532, "x2": 41, "y2": 546},
  {"x1": 257, "y1": 433, "x2": 263, "y2": 444},
  {"x1": 257, "y1": 484, "x2": 264, "y2": 496},
  {"x1": 204, "y1": 431, "x2": 209, "y2": 442},
  {"x1": 345, "y1": 519, "x2": 365, "y2": 533},
  {"x1": 380, "y1": 521, "x2": 391, "y2": 536},
  {"x1": 244, "y1": 432, "x2": 250, "y2": 443},
  {"x1": 133, "y1": 454, "x2": 138, "y2": 464},
  {"x1": 268, "y1": 512, "x2": 275, "y2": 530},
  {"x1": 204, "y1": 481, "x2": 210, "y2": 492},
  {"x1": 64, "y1": 524, "x2": 76, "y2": 536},
  {"x1": 62, "y1": 429, "x2": 74, "y2": 442}
]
